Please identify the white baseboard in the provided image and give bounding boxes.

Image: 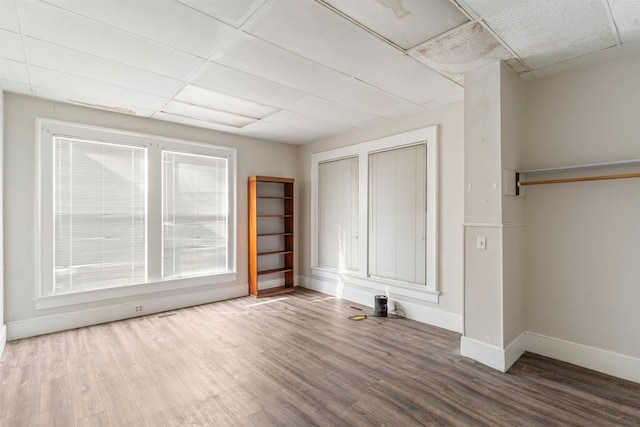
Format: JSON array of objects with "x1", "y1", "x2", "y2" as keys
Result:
[
  {"x1": 526, "y1": 331, "x2": 640, "y2": 384},
  {"x1": 0, "y1": 324, "x2": 6, "y2": 359},
  {"x1": 460, "y1": 332, "x2": 526, "y2": 372},
  {"x1": 505, "y1": 332, "x2": 527, "y2": 371},
  {"x1": 7, "y1": 284, "x2": 248, "y2": 340},
  {"x1": 462, "y1": 331, "x2": 639, "y2": 384},
  {"x1": 460, "y1": 336, "x2": 506, "y2": 371},
  {"x1": 298, "y1": 274, "x2": 463, "y2": 333}
]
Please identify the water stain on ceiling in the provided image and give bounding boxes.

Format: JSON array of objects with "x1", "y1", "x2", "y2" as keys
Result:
[{"x1": 409, "y1": 22, "x2": 525, "y2": 85}]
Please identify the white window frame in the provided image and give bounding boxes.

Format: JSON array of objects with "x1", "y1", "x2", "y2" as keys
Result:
[
  {"x1": 311, "y1": 126, "x2": 439, "y2": 303},
  {"x1": 36, "y1": 118, "x2": 237, "y2": 309}
]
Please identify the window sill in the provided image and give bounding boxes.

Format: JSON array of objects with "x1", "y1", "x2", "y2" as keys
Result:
[
  {"x1": 310, "y1": 267, "x2": 439, "y2": 304},
  {"x1": 34, "y1": 272, "x2": 237, "y2": 310}
]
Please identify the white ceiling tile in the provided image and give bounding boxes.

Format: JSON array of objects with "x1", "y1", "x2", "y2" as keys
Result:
[
  {"x1": 323, "y1": 0, "x2": 469, "y2": 49},
  {"x1": 243, "y1": 0, "x2": 398, "y2": 75},
  {"x1": 382, "y1": 103, "x2": 426, "y2": 119},
  {"x1": 34, "y1": 87, "x2": 157, "y2": 117},
  {"x1": 0, "y1": 29, "x2": 25, "y2": 62},
  {"x1": 162, "y1": 100, "x2": 256, "y2": 128},
  {"x1": 1, "y1": 58, "x2": 29, "y2": 84},
  {"x1": 24, "y1": 37, "x2": 183, "y2": 98},
  {"x1": 176, "y1": 0, "x2": 266, "y2": 28},
  {"x1": 0, "y1": 0, "x2": 20, "y2": 32},
  {"x1": 153, "y1": 111, "x2": 245, "y2": 134},
  {"x1": 30, "y1": 66, "x2": 169, "y2": 112},
  {"x1": 44, "y1": 0, "x2": 236, "y2": 59},
  {"x1": 174, "y1": 85, "x2": 279, "y2": 119},
  {"x1": 421, "y1": 91, "x2": 464, "y2": 110},
  {"x1": 289, "y1": 95, "x2": 381, "y2": 127},
  {"x1": 192, "y1": 61, "x2": 308, "y2": 108},
  {"x1": 263, "y1": 110, "x2": 354, "y2": 136},
  {"x1": 458, "y1": 0, "x2": 525, "y2": 19},
  {"x1": 241, "y1": 120, "x2": 329, "y2": 144},
  {"x1": 210, "y1": 31, "x2": 348, "y2": 94},
  {"x1": 0, "y1": 80, "x2": 31, "y2": 95},
  {"x1": 409, "y1": 22, "x2": 516, "y2": 84},
  {"x1": 16, "y1": 0, "x2": 204, "y2": 80},
  {"x1": 471, "y1": 0, "x2": 616, "y2": 70},
  {"x1": 321, "y1": 77, "x2": 420, "y2": 117},
  {"x1": 610, "y1": 0, "x2": 640, "y2": 43},
  {"x1": 356, "y1": 53, "x2": 463, "y2": 104}
]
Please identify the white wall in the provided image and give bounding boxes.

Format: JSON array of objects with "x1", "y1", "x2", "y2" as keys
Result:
[
  {"x1": 523, "y1": 51, "x2": 640, "y2": 364},
  {"x1": 297, "y1": 101, "x2": 465, "y2": 331},
  {"x1": 3, "y1": 93, "x2": 298, "y2": 339},
  {"x1": 463, "y1": 62, "x2": 503, "y2": 349},
  {"x1": 0, "y1": 91, "x2": 6, "y2": 356},
  {"x1": 462, "y1": 62, "x2": 526, "y2": 372},
  {"x1": 499, "y1": 63, "x2": 526, "y2": 349}
]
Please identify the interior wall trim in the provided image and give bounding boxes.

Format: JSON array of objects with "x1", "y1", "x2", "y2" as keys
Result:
[
  {"x1": 460, "y1": 332, "x2": 526, "y2": 372},
  {"x1": 6, "y1": 285, "x2": 248, "y2": 341},
  {"x1": 0, "y1": 325, "x2": 6, "y2": 359},
  {"x1": 526, "y1": 331, "x2": 640, "y2": 384},
  {"x1": 297, "y1": 274, "x2": 462, "y2": 333}
]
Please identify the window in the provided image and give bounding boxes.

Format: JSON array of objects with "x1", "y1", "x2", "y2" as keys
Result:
[
  {"x1": 311, "y1": 126, "x2": 438, "y2": 303},
  {"x1": 163, "y1": 151, "x2": 228, "y2": 278},
  {"x1": 54, "y1": 137, "x2": 146, "y2": 293},
  {"x1": 37, "y1": 119, "x2": 236, "y2": 304}
]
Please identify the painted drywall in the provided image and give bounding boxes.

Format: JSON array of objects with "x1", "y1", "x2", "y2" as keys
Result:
[
  {"x1": 3, "y1": 93, "x2": 298, "y2": 338},
  {"x1": 524, "y1": 51, "x2": 640, "y2": 359},
  {"x1": 463, "y1": 62, "x2": 504, "y2": 348},
  {"x1": 464, "y1": 62, "x2": 502, "y2": 225},
  {"x1": 462, "y1": 61, "x2": 526, "y2": 367},
  {"x1": 297, "y1": 101, "x2": 465, "y2": 326},
  {"x1": 499, "y1": 63, "x2": 526, "y2": 348},
  {"x1": 0, "y1": 91, "x2": 6, "y2": 356}
]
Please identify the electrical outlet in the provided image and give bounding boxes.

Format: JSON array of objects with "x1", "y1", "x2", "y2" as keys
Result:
[
  {"x1": 477, "y1": 236, "x2": 487, "y2": 250},
  {"x1": 134, "y1": 305, "x2": 144, "y2": 313}
]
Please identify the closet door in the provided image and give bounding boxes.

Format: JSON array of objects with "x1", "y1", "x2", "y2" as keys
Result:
[
  {"x1": 368, "y1": 144, "x2": 426, "y2": 285},
  {"x1": 318, "y1": 157, "x2": 359, "y2": 271}
]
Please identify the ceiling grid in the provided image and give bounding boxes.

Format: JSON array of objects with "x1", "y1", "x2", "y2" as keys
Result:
[{"x1": 1, "y1": 0, "x2": 639, "y2": 144}]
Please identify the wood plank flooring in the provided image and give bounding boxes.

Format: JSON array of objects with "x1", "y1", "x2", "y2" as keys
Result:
[{"x1": 1, "y1": 288, "x2": 639, "y2": 426}]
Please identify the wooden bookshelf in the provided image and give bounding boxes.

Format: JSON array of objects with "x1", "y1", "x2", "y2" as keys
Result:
[{"x1": 248, "y1": 176, "x2": 295, "y2": 298}]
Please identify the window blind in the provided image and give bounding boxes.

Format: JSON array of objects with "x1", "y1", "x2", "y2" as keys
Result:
[
  {"x1": 163, "y1": 151, "x2": 228, "y2": 278},
  {"x1": 54, "y1": 137, "x2": 146, "y2": 293}
]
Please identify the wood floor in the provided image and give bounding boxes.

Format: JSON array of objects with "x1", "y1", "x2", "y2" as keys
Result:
[{"x1": 1, "y1": 288, "x2": 639, "y2": 426}]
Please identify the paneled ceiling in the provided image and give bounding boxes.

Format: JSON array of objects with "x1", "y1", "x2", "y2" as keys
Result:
[{"x1": 1, "y1": 0, "x2": 639, "y2": 144}]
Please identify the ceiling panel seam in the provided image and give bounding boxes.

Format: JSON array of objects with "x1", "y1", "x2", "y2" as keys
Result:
[
  {"x1": 348, "y1": 75, "x2": 423, "y2": 107},
  {"x1": 12, "y1": 0, "x2": 34, "y2": 95},
  {"x1": 217, "y1": 29, "x2": 356, "y2": 87},
  {"x1": 236, "y1": 0, "x2": 269, "y2": 29},
  {"x1": 476, "y1": 20, "x2": 532, "y2": 73},
  {"x1": 603, "y1": 0, "x2": 622, "y2": 48},
  {"x1": 153, "y1": 25, "x2": 250, "y2": 121},
  {"x1": 451, "y1": 0, "x2": 479, "y2": 21},
  {"x1": 313, "y1": 0, "x2": 406, "y2": 53},
  {"x1": 37, "y1": 0, "x2": 212, "y2": 61},
  {"x1": 21, "y1": 35, "x2": 185, "y2": 90}
]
